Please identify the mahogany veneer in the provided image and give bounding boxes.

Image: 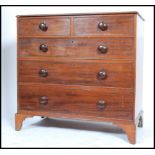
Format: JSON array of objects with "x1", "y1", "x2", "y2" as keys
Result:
[{"x1": 16, "y1": 12, "x2": 144, "y2": 144}]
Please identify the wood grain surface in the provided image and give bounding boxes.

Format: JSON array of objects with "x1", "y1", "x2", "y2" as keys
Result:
[
  {"x1": 18, "y1": 60, "x2": 134, "y2": 88},
  {"x1": 18, "y1": 17, "x2": 70, "y2": 37},
  {"x1": 74, "y1": 15, "x2": 134, "y2": 36},
  {"x1": 19, "y1": 83, "x2": 134, "y2": 120},
  {"x1": 18, "y1": 38, "x2": 134, "y2": 59}
]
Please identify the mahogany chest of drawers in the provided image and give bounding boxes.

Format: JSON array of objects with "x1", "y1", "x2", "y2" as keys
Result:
[{"x1": 15, "y1": 12, "x2": 144, "y2": 144}]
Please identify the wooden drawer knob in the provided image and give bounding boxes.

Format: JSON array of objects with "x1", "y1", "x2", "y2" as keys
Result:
[
  {"x1": 39, "y1": 23, "x2": 48, "y2": 31},
  {"x1": 39, "y1": 69, "x2": 48, "y2": 77},
  {"x1": 97, "y1": 70, "x2": 107, "y2": 79},
  {"x1": 39, "y1": 44, "x2": 48, "y2": 52},
  {"x1": 39, "y1": 96, "x2": 48, "y2": 105},
  {"x1": 98, "y1": 45, "x2": 108, "y2": 53},
  {"x1": 98, "y1": 21, "x2": 108, "y2": 31},
  {"x1": 97, "y1": 100, "x2": 106, "y2": 109}
]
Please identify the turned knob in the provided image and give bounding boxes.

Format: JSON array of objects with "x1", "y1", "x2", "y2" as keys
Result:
[
  {"x1": 39, "y1": 23, "x2": 48, "y2": 31},
  {"x1": 98, "y1": 45, "x2": 108, "y2": 54},
  {"x1": 39, "y1": 96, "x2": 48, "y2": 105},
  {"x1": 97, "y1": 70, "x2": 107, "y2": 79},
  {"x1": 97, "y1": 100, "x2": 106, "y2": 109},
  {"x1": 39, "y1": 69, "x2": 48, "y2": 77},
  {"x1": 39, "y1": 44, "x2": 48, "y2": 52},
  {"x1": 98, "y1": 21, "x2": 108, "y2": 31}
]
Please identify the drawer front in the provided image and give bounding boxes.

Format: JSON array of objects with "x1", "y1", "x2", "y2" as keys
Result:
[
  {"x1": 18, "y1": 17, "x2": 70, "y2": 37},
  {"x1": 18, "y1": 38, "x2": 134, "y2": 59},
  {"x1": 18, "y1": 60, "x2": 134, "y2": 88},
  {"x1": 74, "y1": 15, "x2": 134, "y2": 36},
  {"x1": 19, "y1": 84, "x2": 134, "y2": 120}
]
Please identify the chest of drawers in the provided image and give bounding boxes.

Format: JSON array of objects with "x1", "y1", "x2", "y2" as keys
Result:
[{"x1": 15, "y1": 12, "x2": 144, "y2": 144}]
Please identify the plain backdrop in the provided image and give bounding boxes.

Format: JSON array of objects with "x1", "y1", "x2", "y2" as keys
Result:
[
  {"x1": 1, "y1": 6, "x2": 154, "y2": 148},
  {"x1": 0, "y1": 0, "x2": 155, "y2": 5}
]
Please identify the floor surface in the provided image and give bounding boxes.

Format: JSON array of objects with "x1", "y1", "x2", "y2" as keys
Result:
[{"x1": 2, "y1": 115, "x2": 153, "y2": 148}]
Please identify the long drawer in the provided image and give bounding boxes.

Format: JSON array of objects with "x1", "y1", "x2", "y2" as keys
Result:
[
  {"x1": 18, "y1": 38, "x2": 134, "y2": 59},
  {"x1": 18, "y1": 59, "x2": 134, "y2": 88},
  {"x1": 19, "y1": 83, "x2": 134, "y2": 120}
]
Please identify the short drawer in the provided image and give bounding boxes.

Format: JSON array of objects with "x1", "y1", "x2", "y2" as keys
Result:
[
  {"x1": 19, "y1": 84, "x2": 134, "y2": 120},
  {"x1": 18, "y1": 38, "x2": 134, "y2": 59},
  {"x1": 74, "y1": 15, "x2": 134, "y2": 36},
  {"x1": 18, "y1": 59, "x2": 134, "y2": 88},
  {"x1": 18, "y1": 17, "x2": 70, "y2": 37}
]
